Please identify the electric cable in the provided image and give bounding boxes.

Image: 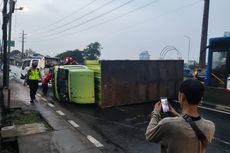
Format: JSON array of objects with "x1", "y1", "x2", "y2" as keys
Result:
[
  {"x1": 32, "y1": 0, "x2": 135, "y2": 39},
  {"x1": 30, "y1": 0, "x2": 98, "y2": 33},
  {"x1": 34, "y1": 0, "x2": 116, "y2": 35},
  {"x1": 117, "y1": 0, "x2": 202, "y2": 34},
  {"x1": 30, "y1": 0, "x2": 201, "y2": 42}
]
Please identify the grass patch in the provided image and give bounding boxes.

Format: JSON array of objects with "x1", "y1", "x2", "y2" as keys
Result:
[
  {"x1": 5, "y1": 110, "x2": 51, "y2": 130},
  {"x1": 5, "y1": 110, "x2": 42, "y2": 125}
]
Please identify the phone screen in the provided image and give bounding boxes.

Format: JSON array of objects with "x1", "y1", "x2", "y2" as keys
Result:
[{"x1": 161, "y1": 97, "x2": 169, "y2": 113}]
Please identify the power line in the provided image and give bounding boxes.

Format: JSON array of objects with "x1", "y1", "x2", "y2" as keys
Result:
[
  {"x1": 32, "y1": 0, "x2": 135, "y2": 39},
  {"x1": 46, "y1": 0, "x2": 161, "y2": 40},
  {"x1": 75, "y1": 0, "x2": 161, "y2": 35},
  {"x1": 116, "y1": 0, "x2": 202, "y2": 34},
  {"x1": 34, "y1": 0, "x2": 116, "y2": 35},
  {"x1": 30, "y1": 0, "x2": 98, "y2": 33},
  {"x1": 30, "y1": 0, "x2": 201, "y2": 43}
]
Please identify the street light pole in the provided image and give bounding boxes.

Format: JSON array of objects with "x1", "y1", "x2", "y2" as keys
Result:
[
  {"x1": 199, "y1": 0, "x2": 210, "y2": 68},
  {"x1": 21, "y1": 30, "x2": 25, "y2": 59},
  {"x1": 2, "y1": 0, "x2": 8, "y2": 87},
  {"x1": 6, "y1": 1, "x2": 23, "y2": 88},
  {"x1": 6, "y1": 0, "x2": 14, "y2": 88},
  {"x1": 184, "y1": 36, "x2": 191, "y2": 64}
]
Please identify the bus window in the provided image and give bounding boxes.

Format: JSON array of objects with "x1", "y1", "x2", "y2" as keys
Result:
[{"x1": 210, "y1": 51, "x2": 227, "y2": 88}]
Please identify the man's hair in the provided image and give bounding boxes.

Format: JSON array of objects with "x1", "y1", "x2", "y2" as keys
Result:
[{"x1": 179, "y1": 79, "x2": 205, "y2": 105}]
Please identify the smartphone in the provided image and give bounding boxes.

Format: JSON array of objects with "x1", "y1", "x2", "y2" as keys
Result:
[{"x1": 160, "y1": 97, "x2": 169, "y2": 113}]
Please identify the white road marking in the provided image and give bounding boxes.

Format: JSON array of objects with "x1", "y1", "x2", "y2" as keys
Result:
[
  {"x1": 47, "y1": 103, "x2": 55, "y2": 108},
  {"x1": 87, "y1": 135, "x2": 104, "y2": 148},
  {"x1": 41, "y1": 98, "x2": 47, "y2": 102},
  {"x1": 68, "y1": 120, "x2": 80, "y2": 128},
  {"x1": 37, "y1": 93, "x2": 41, "y2": 97},
  {"x1": 56, "y1": 110, "x2": 65, "y2": 116},
  {"x1": 198, "y1": 106, "x2": 230, "y2": 115},
  {"x1": 214, "y1": 137, "x2": 230, "y2": 145},
  {"x1": 173, "y1": 101, "x2": 230, "y2": 115}
]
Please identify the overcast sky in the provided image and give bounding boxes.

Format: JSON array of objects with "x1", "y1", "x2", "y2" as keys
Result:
[{"x1": 7, "y1": 0, "x2": 230, "y2": 61}]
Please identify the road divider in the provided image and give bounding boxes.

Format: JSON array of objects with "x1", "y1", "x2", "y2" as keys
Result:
[
  {"x1": 173, "y1": 100, "x2": 230, "y2": 115},
  {"x1": 213, "y1": 137, "x2": 230, "y2": 146},
  {"x1": 198, "y1": 106, "x2": 230, "y2": 115}
]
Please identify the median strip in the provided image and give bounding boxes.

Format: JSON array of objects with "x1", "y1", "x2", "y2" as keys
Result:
[
  {"x1": 68, "y1": 120, "x2": 80, "y2": 128},
  {"x1": 214, "y1": 137, "x2": 230, "y2": 145},
  {"x1": 173, "y1": 100, "x2": 230, "y2": 115},
  {"x1": 87, "y1": 135, "x2": 104, "y2": 148}
]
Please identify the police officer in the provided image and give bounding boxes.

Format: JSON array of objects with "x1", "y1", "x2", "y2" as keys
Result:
[{"x1": 24, "y1": 62, "x2": 42, "y2": 103}]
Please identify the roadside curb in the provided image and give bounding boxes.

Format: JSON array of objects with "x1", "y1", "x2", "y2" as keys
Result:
[{"x1": 36, "y1": 95, "x2": 104, "y2": 151}]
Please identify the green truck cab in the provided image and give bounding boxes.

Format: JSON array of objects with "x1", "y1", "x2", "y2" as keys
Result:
[{"x1": 53, "y1": 65, "x2": 95, "y2": 104}]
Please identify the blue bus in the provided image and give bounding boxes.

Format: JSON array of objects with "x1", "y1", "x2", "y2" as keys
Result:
[{"x1": 205, "y1": 36, "x2": 230, "y2": 88}]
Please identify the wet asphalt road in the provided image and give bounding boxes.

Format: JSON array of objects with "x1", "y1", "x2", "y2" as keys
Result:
[
  {"x1": 42, "y1": 85, "x2": 230, "y2": 153},
  {"x1": 11, "y1": 65, "x2": 230, "y2": 153}
]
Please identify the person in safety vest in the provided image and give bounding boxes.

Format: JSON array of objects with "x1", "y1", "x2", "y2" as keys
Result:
[{"x1": 24, "y1": 62, "x2": 42, "y2": 103}]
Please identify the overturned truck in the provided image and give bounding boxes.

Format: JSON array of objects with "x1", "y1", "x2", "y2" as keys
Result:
[{"x1": 53, "y1": 60, "x2": 183, "y2": 108}]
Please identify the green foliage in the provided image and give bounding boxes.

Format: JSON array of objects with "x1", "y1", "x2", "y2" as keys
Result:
[
  {"x1": 10, "y1": 50, "x2": 21, "y2": 56},
  {"x1": 83, "y1": 42, "x2": 102, "y2": 60},
  {"x1": 55, "y1": 42, "x2": 102, "y2": 63},
  {"x1": 56, "y1": 49, "x2": 84, "y2": 64}
]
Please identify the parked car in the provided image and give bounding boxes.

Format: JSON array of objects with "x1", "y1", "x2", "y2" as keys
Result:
[
  {"x1": 20, "y1": 56, "x2": 60, "y2": 79},
  {"x1": 184, "y1": 67, "x2": 193, "y2": 78}
]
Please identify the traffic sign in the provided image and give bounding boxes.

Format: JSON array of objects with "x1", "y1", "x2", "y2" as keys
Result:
[{"x1": 7, "y1": 40, "x2": 15, "y2": 47}]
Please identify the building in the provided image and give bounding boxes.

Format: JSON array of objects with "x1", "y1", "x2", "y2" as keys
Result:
[{"x1": 139, "y1": 51, "x2": 150, "y2": 60}]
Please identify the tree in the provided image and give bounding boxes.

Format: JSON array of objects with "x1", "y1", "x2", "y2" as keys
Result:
[
  {"x1": 83, "y1": 42, "x2": 102, "y2": 60},
  {"x1": 56, "y1": 49, "x2": 84, "y2": 64},
  {"x1": 10, "y1": 50, "x2": 21, "y2": 56}
]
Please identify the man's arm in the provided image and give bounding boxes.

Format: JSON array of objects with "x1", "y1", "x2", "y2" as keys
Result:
[
  {"x1": 24, "y1": 69, "x2": 30, "y2": 85},
  {"x1": 145, "y1": 102, "x2": 165, "y2": 143}
]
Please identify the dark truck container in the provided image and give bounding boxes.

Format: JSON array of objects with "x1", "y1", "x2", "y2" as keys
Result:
[{"x1": 85, "y1": 60, "x2": 183, "y2": 108}]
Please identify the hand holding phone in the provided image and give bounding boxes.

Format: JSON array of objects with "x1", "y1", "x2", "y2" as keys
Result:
[{"x1": 161, "y1": 97, "x2": 169, "y2": 113}]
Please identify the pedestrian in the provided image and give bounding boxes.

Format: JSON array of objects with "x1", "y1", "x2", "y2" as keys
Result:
[
  {"x1": 193, "y1": 68, "x2": 199, "y2": 79},
  {"x1": 145, "y1": 79, "x2": 215, "y2": 153},
  {"x1": 24, "y1": 62, "x2": 42, "y2": 103},
  {"x1": 194, "y1": 68, "x2": 205, "y2": 83},
  {"x1": 42, "y1": 68, "x2": 53, "y2": 96}
]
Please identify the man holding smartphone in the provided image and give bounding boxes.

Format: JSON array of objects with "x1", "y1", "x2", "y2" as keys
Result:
[{"x1": 145, "y1": 79, "x2": 215, "y2": 153}]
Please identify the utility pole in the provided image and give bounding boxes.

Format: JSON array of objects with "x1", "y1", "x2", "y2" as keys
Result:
[
  {"x1": 0, "y1": 41, "x2": 2, "y2": 64},
  {"x1": 2, "y1": 0, "x2": 8, "y2": 87},
  {"x1": 199, "y1": 0, "x2": 210, "y2": 68},
  {"x1": 20, "y1": 30, "x2": 26, "y2": 60},
  {"x1": 5, "y1": 0, "x2": 16, "y2": 88},
  {"x1": 184, "y1": 36, "x2": 191, "y2": 64}
]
